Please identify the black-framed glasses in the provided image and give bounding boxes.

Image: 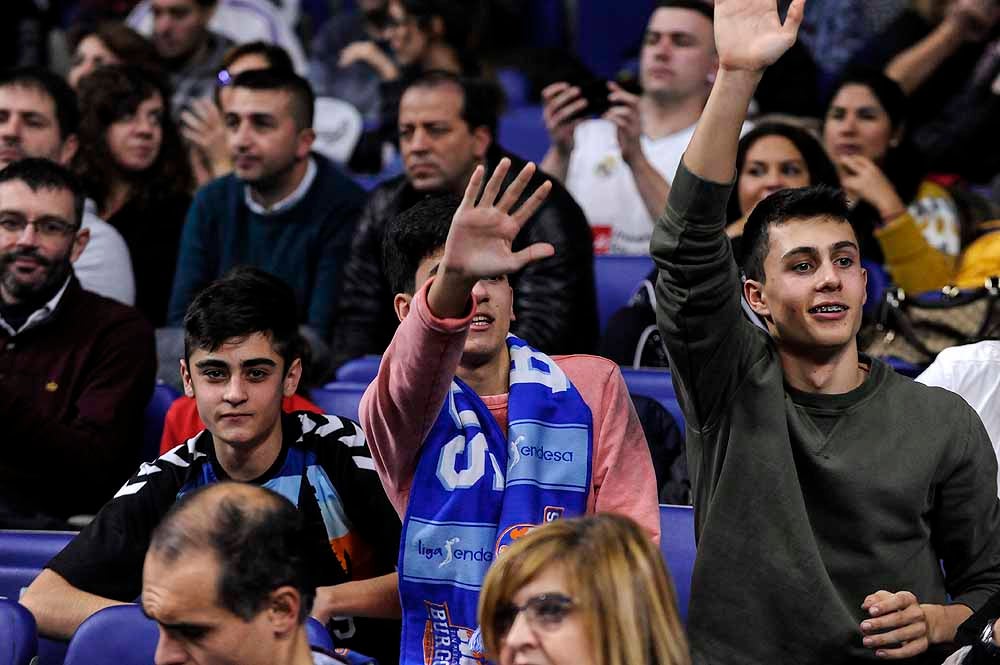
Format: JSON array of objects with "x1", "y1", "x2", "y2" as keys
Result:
[
  {"x1": 0, "y1": 217, "x2": 79, "y2": 239},
  {"x1": 494, "y1": 593, "x2": 576, "y2": 637}
]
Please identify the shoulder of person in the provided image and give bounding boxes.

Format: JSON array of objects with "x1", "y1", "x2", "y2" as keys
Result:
[
  {"x1": 553, "y1": 353, "x2": 623, "y2": 388},
  {"x1": 295, "y1": 411, "x2": 368, "y2": 449}
]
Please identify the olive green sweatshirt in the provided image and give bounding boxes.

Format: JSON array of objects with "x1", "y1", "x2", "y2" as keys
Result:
[{"x1": 651, "y1": 162, "x2": 1000, "y2": 665}]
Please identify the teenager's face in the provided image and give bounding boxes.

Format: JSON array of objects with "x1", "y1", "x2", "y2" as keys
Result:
[
  {"x1": 737, "y1": 135, "x2": 811, "y2": 217},
  {"x1": 106, "y1": 92, "x2": 164, "y2": 173},
  {"x1": 823, "y1": 84, "x2": 895, "y2": 165},
  {"x1": 746, "y1": 217, "x2": 867, "y2": 353},
  {"x1": 180, "y1": 332, "x2": 300, "y2": 451}
]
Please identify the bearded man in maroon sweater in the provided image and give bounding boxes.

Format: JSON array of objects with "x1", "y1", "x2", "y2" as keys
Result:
[{"x1": 0, "y1": 158, "x2": 155, "y2": 528}]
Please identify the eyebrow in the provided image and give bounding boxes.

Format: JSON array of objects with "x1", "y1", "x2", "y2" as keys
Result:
[
  {"x1": 141, "y1": 605, "x2": 211, "y2": 635},
  {"x1": 781, "y1": 240, "x2": 859, "y2": 259},
  {"x1": 193, "y1": 358, "x2": 277, "y2": 370},
  {"x1": 0, "y1": 210, "x2": 73, "y2": 225}
]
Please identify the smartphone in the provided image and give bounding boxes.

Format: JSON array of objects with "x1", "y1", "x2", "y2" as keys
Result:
[{"x1": 568, "y1": 76, "x2": 642, "y2": 121}]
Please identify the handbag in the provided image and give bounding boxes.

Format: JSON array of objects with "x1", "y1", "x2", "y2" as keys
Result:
[{"x1": 863, "y1": 276, "x2": 1000, "y2": 366}]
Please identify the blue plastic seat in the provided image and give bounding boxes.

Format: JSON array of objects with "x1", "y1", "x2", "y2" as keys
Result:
[
  {"x1": 0, "y1": 599, "x2": 37, "y2": 665},
  {"x1": 620, "y1": 368, "x2": 684, "y2": 432},
  {"x1": 335, "y1": 356, "x2": 382, "y2": 384},
  {"x1": 659, "y1": 504, "x2": 695, "y2": 625},
  {"x1": 862, "y1": 259, "x2": 890, "y2": 317},
  {"x1": 63, "y1": 606, "x2": 158, "y2": 665},
  {"x1": 575, "y1": 1, "x2": 656, "y2": 79},
  {"x1": 593, "y1": 255, "x2": 655, "y2": 335},
  {"x1": 311, "y1": 383, "x2": 370, "y2": 422},
  {"x1": 142, "y1": 382, "x2": 180, "y2": 463},
  {"x1": 497, "y1": 106, "x2": 550, "y2": 166},
  {"x1": 0, "y1": 530, "x2": 76, "y2": 602}
]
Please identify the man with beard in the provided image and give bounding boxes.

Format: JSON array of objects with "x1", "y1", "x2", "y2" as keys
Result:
[
  {"x1": 167, "y1": 68, "x2": 365, "y2": 345},
  {"x1": 0, "y1": 158, "x2": 155, "y2": 528}
]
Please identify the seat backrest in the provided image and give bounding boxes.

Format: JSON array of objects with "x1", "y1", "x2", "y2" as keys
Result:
[
  {"x1": 142, "y1": 382, "x2": 181, "y2": 464},
  {"x1": 659, "y1": 504, "x2": 695, "y2": 625},
  {"x1": 63, "y1": 606, "x2": 158, "y2": 665},
  {"x1": 335, "y1": 356, "x2": 382, "y2": 384},
  {"x1": 620, "y1": 368, "x2": 684, "y2": 431},
  {"x1": 310, "y1": 383, "x2": 370, "y2": 422},
  {"x1": 497, "y1": 106, "x2": 551, "y2": 166},
  {"x1": 0, "y1": 530, "x2": 76, "y2": 602},
  {"x1": 594, "y1": 255, "x2": 655, "y2": 335},
  {"x1": 0, "y1": 599, "x2": 38, "y2": 665}
]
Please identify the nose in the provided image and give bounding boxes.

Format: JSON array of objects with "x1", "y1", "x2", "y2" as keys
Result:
[
  {"x1": 816, "y1": 260, "x2": 843, "y2": 291},
  {"x1": 408, "y1": 127, "x2": 430, "y2": 152},
  {"x1": 503, "y1": 610, "x2": 538, "y2": 652},
  {"x1": 231, "y1": 120, "x2": 252, "y2": 151},
  {"x1": 154, "y1": 628, "x2": 187, "y2": 665},
  {"x1": 135, "y1": 115, "x2": 156, "y2": 136},
  {"x1": 471, "y1": 280, "x2": 490, "y2": 302},
  {"x1": 15, "y1": 222, "x2": 40, "y2": 247},
  {"x1": 223, "y1": 375, "x2": 248, "y2": 405},
  {"x1": 1, "y1": 115, "x2": 21, "y2": 140}
]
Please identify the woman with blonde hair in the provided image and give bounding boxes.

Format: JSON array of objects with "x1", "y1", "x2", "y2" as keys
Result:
[{"x1": 478, "y1": 514, "x2": 689, "y2": 665}]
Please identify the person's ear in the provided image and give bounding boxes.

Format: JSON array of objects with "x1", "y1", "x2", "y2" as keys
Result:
[
  {"x1": 180, "y1": 359, "x2": 195, "y2": 398},
  {"x1": 394, "y1": 293, "x2": 413, "y2": 323},
  {"x1": 267, "y1": 586, "x2": 301, "y2": 638},
  {"x1": 744, "y1": 278, "x2": 770, "y2": 319},
  {"x1": 472, "y1": 126, "x2": 491, "y2": 162},
  {"x1": 69, "y1": 226, "x2": 90, "y2": 262},
  {"x1": 296, "y1": 127, "x2": 316, "y2": 160},
  {"x1": 508, "y1": 284, "x2": 515, "y2": 321},
  {"x1": 59, "y1": 134, "x2": 79, "y2": 165},
  {"x1": 428, "y1": 15, "x2": 445, "y2": 39},
  {"x1": 860, "y1": 264, "x2": 868, "y2": 307},
  {"x1": 283, "y1": 357, "x2": 303, "y2": 397}
]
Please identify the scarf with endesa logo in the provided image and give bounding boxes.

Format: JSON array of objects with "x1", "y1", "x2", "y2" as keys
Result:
[{"x1": 397, "y1": 335, "x2": 593, "y2": 665}]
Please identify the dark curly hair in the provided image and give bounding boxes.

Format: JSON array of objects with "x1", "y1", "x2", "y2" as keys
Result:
[{"x1": 71, "y1": 64, "x2": 192, "y2": 213}]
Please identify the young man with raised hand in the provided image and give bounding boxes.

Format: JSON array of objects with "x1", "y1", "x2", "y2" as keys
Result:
[
  {"x1": 360, "y1": 159, "x2": 658, "y2": 665},
  {"x1": 651, "y1": 1, "x2": 1000, "y2": 663}
]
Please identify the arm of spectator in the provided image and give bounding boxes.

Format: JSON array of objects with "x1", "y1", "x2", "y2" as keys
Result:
[
  {"x1": 180, "y1": 98, "x2": 231, "y2": 182},
  {"x1": 590, "y1": 362, "x2": 661, "y2": 543},
  {"x1": 875, "y1": 211, "x2": 958, "y2": 293},
  {"x1": 652, "y1": 0, "x2": 803, "y2": 427},
  {"x1": 312, "y1": 572, "x2": 401, "y2": 622},
  {"x1": 884, "y1": 0, "x2": 998, "y2": 95},
  {"x1": 858, "y1": 589, "x2": 972, "y2": 659},
  {"x1": 0, "y1": 313, "x2": 155, "y2": 509},
  {"x1": 540, "y1": 82, "x2": 587, "y2": 183},
  {"x1": 20, "y1": 569, "x2": 128, "y2": 640},
  {"x1": 339, "y1": 41, "x2": 399, "y2": 81},
  {"x1": 606, "y1": 82, "x2": 670, "y2": 221},
  {"x1": 167, "y1": 192, "x2": 215, "y2": 326}
]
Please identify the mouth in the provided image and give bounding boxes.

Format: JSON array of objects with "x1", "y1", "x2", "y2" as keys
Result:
[
  {"x1": 833, "y1": 143, "x2": 863, "y2": 156},
  {"x1": 808, "y1": 303, "x2": 849, "y2": 319},
  {"x1": 219, "y1": 413, "x2": 253, "y2": 421},
  {"x1": 234, "y1": 156, "x2": 259, "y2": 169},
  {"x1": 470, "y1": 314, "x2": 494, "y2": 331},
  {"x1": 0, "y1": 148, "x2": 23, "y2": 163}
]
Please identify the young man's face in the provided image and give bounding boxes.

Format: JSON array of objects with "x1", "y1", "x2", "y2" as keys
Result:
[
  {"x1": 0, "y1": 180, "x2": 87, "y2": 304},
  {"x1": 398, "y1": 83, "x2": 490, "y2": 194},
  {"x1": 224, "y1": 88, "x2": 313, "y2": 192},
  {"x1": 151, "y1": 0, "x2": 213, "y2": 61},
  {"x1": 0, "y1": 84, "x2": 75, "y2": 169},
  {"x1": 639, "y1": 7, "x2": 717, "y2": 103},
  {"x1": 180, "y1": 332, "x2": 301, "y2": 451},
  {"x1": 142, "y1": 548, "x2": 284, "y2": 665},
  {"x1": 745, "y1": 217, "x2": 867, "y2": 353},
  {"x1": 399, "y1": 249, "x2": 515, "y2": 368}
]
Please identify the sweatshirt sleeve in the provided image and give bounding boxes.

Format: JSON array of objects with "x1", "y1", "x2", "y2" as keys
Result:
[
  {"x1": 358, "y1": 279, "x2": 474, "y2": 518},
  {"x1": 650, "y1": 160, "x2": 763, "y2": 430},
  {"x1": 875, "y1": 211, "x2": 957, "y2": 294}
]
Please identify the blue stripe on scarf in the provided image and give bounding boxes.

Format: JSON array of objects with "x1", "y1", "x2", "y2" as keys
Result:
[{"x1": 397, "y1": 335, "x2": 593, "y2": 665}]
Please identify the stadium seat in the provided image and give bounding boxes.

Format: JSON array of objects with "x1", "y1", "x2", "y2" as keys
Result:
[
  {"x1": 620, "y1": 368, "x2": 684, "y2": 432},
  {"x1": 593, "y1": 255, "x2": 655, "y2": 335},
  {"x1": 497, "y1": 106, "x2": 550, "y2": 165},
  {"x1": 143, "y1": 382, "x2": 181, "y2": 464},
  {"x1": 0, "y1": 599, "x2": 37, "y2": 665},
  {"x1": 311, "y1": 383, "x2": 370, "y2": 421},
  {"x1": 659, "y1": 504, "x2": 695, "y2": 625},
  {"x1": 335, "y1": 356, "x2": 382, "y2": 384},
  {"x1": 63, "y1": 605, "x2": 157, "y2": 665},
  {"x1": 0, "y1": 530, "x2": 76, "y2": 602},
  {"x1": 862, "y1": 260, "x2": 890, "y2": 317}
]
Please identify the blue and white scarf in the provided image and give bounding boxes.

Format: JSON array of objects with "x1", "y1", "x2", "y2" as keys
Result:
[{"x1": 397, "y1": 335, "x2": 593, "y2": 665}]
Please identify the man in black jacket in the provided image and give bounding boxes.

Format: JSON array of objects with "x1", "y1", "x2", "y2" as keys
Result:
[{"x1": 330, "y1": 71, "x2": 597, "y2": 371}]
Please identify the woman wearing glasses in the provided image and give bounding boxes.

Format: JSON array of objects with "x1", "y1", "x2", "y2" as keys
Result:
[{"x1": 478, "y1": 514, "x2": 690, "y2": 665}]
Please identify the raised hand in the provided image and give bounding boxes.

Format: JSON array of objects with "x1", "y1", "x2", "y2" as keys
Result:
[
  {"x1": 440, "y1": 158, "x2": 554, "y2": 282},
  {"x1": 541, "y1": 82, "x2": 587, "y2": 157},
  {"x1": 714, "y1": 0, "x2": 806, "y2": 72}
]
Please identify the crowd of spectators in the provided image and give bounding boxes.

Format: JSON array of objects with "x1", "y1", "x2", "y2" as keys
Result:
[{"x1": 3, "y1": 0, "x2": 1000, "y2": 663}]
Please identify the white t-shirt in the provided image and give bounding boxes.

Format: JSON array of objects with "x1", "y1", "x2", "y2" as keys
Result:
[
  {"x1": 76, "y1": 199, "x2": 136, "y2": 306},
  {"x1": 565, "y1": 119, "x2": 696, "y2": 255},
  {"x1": 917, "y1": 341, "x2": 1000, "y2": 495}
]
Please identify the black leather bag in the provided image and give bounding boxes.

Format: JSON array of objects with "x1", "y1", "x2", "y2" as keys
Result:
[{"x1": 863, "y1": 276, "x2": 1000, "y2": 366}]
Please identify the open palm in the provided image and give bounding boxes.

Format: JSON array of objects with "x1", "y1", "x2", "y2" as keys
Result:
[
  {"x1": 441, "y1": 159, "x2": 554, "y2": 280},
  {"x1": 714, "y1": 0, "x2": 806, "y2": 72}
]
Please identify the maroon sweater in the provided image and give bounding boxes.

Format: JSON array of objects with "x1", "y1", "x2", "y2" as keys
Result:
[{"x1": 0, "y1": 278, "x2": 156, "y2": 520}]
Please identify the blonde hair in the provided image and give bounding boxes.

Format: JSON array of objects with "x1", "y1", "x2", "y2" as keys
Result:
[{"x1": 478, "y1": 514, "x2": 690, "y2": 665}]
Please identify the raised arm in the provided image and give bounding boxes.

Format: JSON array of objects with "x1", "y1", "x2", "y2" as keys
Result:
[{"x1": 652, "y1": 0, "x2": 804, "y2": 428}]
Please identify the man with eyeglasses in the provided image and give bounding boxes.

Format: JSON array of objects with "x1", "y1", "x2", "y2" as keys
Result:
[{"x1": 0, "y1": 158, "x2": 155, "y2": 529}]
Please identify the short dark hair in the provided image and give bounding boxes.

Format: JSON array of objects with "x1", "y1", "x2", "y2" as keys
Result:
[
  {"x1": 741, "y1": 185, "x2": 853, "y2": 283},
  {"x1": 654, "y1": 0, "x2": 714, "y2": 22},
  {"x1": 183, "y1": 266, "x2": 302, "y2": 372},
  {"x1": 383, "y1": 194, "x2": 459, "y2": 295},
  {"x1": 221, "y1": 41, "x2": 295, "y2": 74},
  {"x1": 67, "y1": 22, "x2": 161, "y2": 76},
  {"x1": 0, "y1": 157, "x2": 85, "y2": 227},
  {"x1": 729, "y1": 122, "x2": 840, "y2": 223},
  {"x1": 230, "y1": 68, "x2": 314, "y2": 130},
  {"x1": 402, "y1": 71, "x2": 502, "y2": 140},
  {"x1": 149, "y1": 483, "x2": 315, "y2": 622},
  {"x1": 0, "y1": 67, "x2": 80, "y2": 140}
]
